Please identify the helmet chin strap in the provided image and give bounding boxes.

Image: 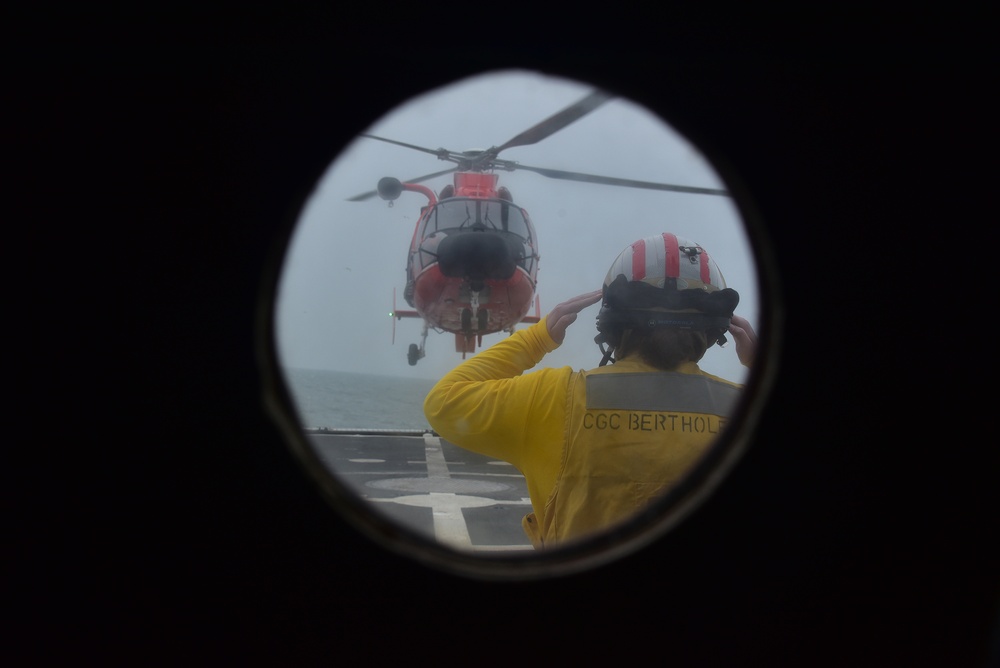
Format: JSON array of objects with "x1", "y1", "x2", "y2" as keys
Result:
[
  {"x1": 597, "y1": 341, "x2": 616, "y2": 367},
  {"x1": 595, "y1": 328, "x2": 633, "y2": 367},
  {"x1": 598, "y1": 347, "x2": 615, "y2": 366}
]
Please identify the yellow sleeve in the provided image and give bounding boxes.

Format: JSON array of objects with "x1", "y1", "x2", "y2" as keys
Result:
[{"x1": 423, "y1": 317, "x2": 570, "y2": 473}]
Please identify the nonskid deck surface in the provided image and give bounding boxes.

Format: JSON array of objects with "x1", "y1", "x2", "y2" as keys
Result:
[{"x1": 305, "y1": 429, "x2": 534, "y2": 552}]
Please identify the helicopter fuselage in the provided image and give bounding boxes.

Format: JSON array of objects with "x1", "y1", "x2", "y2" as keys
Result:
[
  {"x1": 390, "y1": 172, "x2": 541, "y2": 357},
  {"x1": 411, "y1": 263, "x2": 537, "y2": 335}
]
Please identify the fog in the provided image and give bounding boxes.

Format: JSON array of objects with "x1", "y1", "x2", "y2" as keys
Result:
[{"x1": 275, "y1": 70, "x2": 759, "y2": 384}]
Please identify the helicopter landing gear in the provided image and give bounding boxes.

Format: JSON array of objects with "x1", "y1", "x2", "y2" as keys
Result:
[
  {"x1": 462, "y1": 302, "x2": 489, "y2": 337},
  {"x1": 465, "y1": 290, "x2": 489, "y2": 332},
  {"x1": 407, "y1": 323, "x2": 428, "y2": 366}
]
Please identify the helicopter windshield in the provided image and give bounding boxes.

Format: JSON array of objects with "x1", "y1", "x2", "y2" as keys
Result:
[{"x1": 422, "y1": 197, "x2": 532, "y2": 241}]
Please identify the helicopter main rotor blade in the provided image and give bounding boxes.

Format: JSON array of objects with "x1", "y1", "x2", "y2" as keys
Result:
[
  {"x1": 493, "y1": 90, "x2": 614, "y2": 154},
  {"x1": 346, "y1": 167, "x2": 458, "y2": 202},
  {"x1": 358, "y1": 134, "x2": 452, "y2": 160},
  {"x1": 514, "y1": 163, "x2": 730, "y2": 196}
]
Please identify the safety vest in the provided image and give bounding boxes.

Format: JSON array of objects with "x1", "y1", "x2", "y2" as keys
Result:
[{"x1": 524, "y1": 365, "x2": 741, "y2": 548}]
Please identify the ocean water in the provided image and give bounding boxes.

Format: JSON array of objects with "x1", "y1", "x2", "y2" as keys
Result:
[{"x1": 281, "y1": 368, "x2": 438, "y2": 430}]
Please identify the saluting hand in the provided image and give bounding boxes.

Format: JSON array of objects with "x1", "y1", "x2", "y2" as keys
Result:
[
  {"x1": 546, "y1": 290, "x2": 604, "y2": 345},
  {"x1": 729, "y1": 315, "x2": 758, "y2": 368}
]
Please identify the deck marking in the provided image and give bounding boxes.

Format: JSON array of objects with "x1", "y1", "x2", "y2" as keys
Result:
[
  {"x1": 376, "y1": 493, "x2": 531, "y2": 550},
  {"x1": 472, "y1": 545, "x2": 535, "y2": 552},
  {"x1": 423, "y1": 433, "x2": 451, "y2": 479},
  {"x1": 329, "y1": 431, "x2": 534, "y2": 550},
  {"x1": 422, "y1": 433, "x2": 472, "y2": 546},
  {"x1": 367, "y1": 477, "x2": 508, "y2": 493}
]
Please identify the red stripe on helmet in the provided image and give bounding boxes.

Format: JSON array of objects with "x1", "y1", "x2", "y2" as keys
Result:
[
  {"x1": 700, "y1": 248, "x2": 712, "y2": 285},
  {"x1": 662, "y1": 232, "x2": 680, "y2": 278},
  {"x1": 630, "y1": 238, "x2": 646, "y2": 281}
]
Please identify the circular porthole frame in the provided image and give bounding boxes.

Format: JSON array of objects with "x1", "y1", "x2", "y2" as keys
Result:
[{"x1": 256, "y1": 69, "x2": 783, "y2": 581}]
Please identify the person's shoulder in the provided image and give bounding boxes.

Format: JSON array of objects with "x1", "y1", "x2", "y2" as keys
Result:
[
  {"x1": 525, "y1": 365, "x2": 576, "y2": 381},
  {"x1": 694, "y1": 367, "x2": 744, "y2": 390},
  {"x1": 584, "y1": 358, "x2": 654, "y2": 376},
  {"x1": 595, "y1": 359, "x2": 745, "y2": 389}
]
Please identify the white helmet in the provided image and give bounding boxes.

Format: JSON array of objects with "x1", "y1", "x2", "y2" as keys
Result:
[
  {"x1": 603, "y1": 232, "x2": 727, "y2": 293},
  {"x1": 595, "y1": 233, "x2": 739, "y2": 364}
]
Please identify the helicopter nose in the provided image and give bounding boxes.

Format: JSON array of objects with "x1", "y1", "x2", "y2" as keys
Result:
[{"x1": 437, "y1": 231, "x2": 517, "y2": 281}]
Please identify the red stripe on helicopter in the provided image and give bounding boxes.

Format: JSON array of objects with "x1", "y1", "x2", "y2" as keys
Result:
[{"x1": 662, "y1": 232, "x2": 680, "y2": 279}]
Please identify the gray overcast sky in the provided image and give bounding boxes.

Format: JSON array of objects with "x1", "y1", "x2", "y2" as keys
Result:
[{"x1": 275, "y1": 70, "x2": 759, "y2": 383}]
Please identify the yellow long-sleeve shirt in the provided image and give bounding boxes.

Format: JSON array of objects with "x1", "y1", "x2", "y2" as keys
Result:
[{"x1": 423, "y1": 317, "x2": 741, "y2": 549}]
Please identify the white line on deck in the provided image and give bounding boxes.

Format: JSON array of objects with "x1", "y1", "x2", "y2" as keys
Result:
[
  {"x1": 422, "y1": 433, "x2": 471, "y2": 547},
  {"x1": 423, "y1": 432, "x2": 452, "y2": 480}
]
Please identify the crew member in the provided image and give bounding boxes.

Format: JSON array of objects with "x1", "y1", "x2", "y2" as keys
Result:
[{"x1": 423, "y1": 233, "x2": 757, "y2": 549}]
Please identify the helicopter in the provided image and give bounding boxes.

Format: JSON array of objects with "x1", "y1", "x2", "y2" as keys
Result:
[{"x1": 348, "y1": 90, "x2": 730, "y2": 366}]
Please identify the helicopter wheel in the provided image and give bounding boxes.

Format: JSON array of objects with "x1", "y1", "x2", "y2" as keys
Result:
[
  {"x1": 407, "y1": 343, "x2": 419, "y2": 366},
  {"x1": 477, "y1": 308, "x2": 489, "y2": 332},
  {"x1": 461, "y1": 308, "x2": 472, "y2": 332}
]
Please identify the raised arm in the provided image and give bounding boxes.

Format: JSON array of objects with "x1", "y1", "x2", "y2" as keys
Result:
[{"x1": 423, "y1": 291, "x2": 602, "y2": 461}]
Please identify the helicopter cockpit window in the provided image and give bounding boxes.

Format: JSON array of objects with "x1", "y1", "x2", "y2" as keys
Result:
[
  {"x1": 423, "y1": 197, "x2": 532, "y2": 241},
  {"x1": 267, "y1": 70, "x2": 775, "y2": 580}
]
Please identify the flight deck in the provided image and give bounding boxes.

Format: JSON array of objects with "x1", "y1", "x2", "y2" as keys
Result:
[{"x1": 305, "y1": 429, "x2": 534, "y2": 552}]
